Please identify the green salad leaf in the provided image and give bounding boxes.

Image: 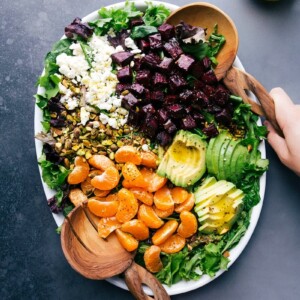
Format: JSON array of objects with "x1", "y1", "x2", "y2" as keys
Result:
[
  {"x1": 130, "y1": 25, "x2": 158, "y2": 39},
  {"x1": 38, "y1": 154, "x2": 70, "y2": 190},
  {"x1": 143, "y1": 3, "x2": 170, "y2": 27},
  {"x1": 35, "y1": 94, "x2": 51, "y2": 132},
  {"x1": 90, "y1": 0, "x2": 142, "y2": 35}
]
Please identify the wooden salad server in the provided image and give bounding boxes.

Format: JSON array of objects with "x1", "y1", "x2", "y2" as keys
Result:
[
  {"x1": 166, "y1": 2, "x2": 283, "y2": 136},
  {"x1": 61, "y1": 203, "x2": 170, "y2": 300}
]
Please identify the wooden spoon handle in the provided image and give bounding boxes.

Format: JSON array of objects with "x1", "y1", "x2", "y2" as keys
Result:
[
  {"x1": 224, "y1": 66, "x2": 283, "y2": 136},
  {"x1": 124, "y1": 262, "x2": 170, "y2": 300}
]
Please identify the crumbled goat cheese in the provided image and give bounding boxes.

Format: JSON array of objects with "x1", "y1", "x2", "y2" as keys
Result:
[
  {"x1": 80, "y1": 107, "x2": 90, "y2": 125},
  {"x1": 142, "y1": 144, "x2": 149, "y2": 151}
]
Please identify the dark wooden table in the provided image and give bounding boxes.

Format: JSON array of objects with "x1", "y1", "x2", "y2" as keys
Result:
[{"x1": 1, "y1": 0, "x2": 299, "y2": 299}]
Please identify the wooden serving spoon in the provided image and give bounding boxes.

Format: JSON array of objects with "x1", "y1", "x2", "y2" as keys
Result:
[
  {"x1": 61, "y1": 204, "x2": 170, "y2": 300},
  {"x1": 166, "y1": 2, "x2": 282, "y2": 136}
]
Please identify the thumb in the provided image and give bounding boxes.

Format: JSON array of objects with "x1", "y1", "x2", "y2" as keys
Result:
[{"x1": 264, "y1": 120, "x2": 289, "y2": 164}]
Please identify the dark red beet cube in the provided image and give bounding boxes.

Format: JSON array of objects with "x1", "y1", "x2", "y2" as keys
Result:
[
  {"x1": 111, "y1": 51, "x2": 134, "y2": 66},
  {"x1": 167, "y1": 104, "x2": 186, "y2": 118},
  {"x1": 141, "y1": 116, "x2": 158, "y2": 138},
  {"x1": 127, "y1": 109, "x2": 143, "y2": 127},
  {"x1": 163, "y1": 94, "x2": 177, "y2": 105},
  {"x1": 193, "y1": 79, "x2": 205, "y2": 90},
  {"x1": 136, "y1": 70, "x2": 151, "y2": 86},
  {"x1": 130, "y1": 17, "x2": 144, "y2": 28},
  {"x1": 202, "y1": 57, "x2": 212, "y2": 70},
  {"x1": 192, "y1": 112, "x2": 205, "y2": 125},
  {"x1": 202, "y1": 123, "x2": 219, "y2": 137},
  {"x1": 176, "y1": 54, "x2": 195, "y2": 72},
  {"x1": 214, "y1": 85, "x2": 230, "y2": 107},
  {"x1": 179, "y1": 89, "x2": 196, "y2": 103},
  {"x1": 143, "y1": 88, "x2": 151, "y2": 102},
  {"x1": 181, "y1": 115, "x2": 197, "y2": 130},
  {"x1": 202, "y1": 85, "x2": 215, "y2": 98},
  {"x1": 122, "y1": 93, "x2": 139, "y2": 110},
  {"x1": 128, "y1": 83, "x2": 145, "y2": 96},
  {"x1": 153, "y1": 72, "x2": 168, "y2": 88},
  {"x1": 141, "y1": 53, "x2": 161, "y2": 69},
  {"x1": 202, "y1": 70, "x2": 218, "y2": 85},
  {"x1": 215, "y1": 108, "x2": 232, "y2": 125},
  {"x1": 150, "y1": 90, "x2": 164, "y2": 103},
  {"x1": 191, "y1": 61, "x2": 205, "y2": 79},
  {"x1": 163, "y1": 38, "x2": 183, "y2": 59},
  {"x1": 157, "y1": 108, "x2": 169, "y2": 123},
  {"x1": 138, "y1": 39, "x2": 150, "y2": 52},
  {"x1": 149, "y1": 33, "x2": 163, "y2": 50},
  {"x1": 195, "y1": 91, "x2": 209, "y2": 107},
  {"x1": 142, "y1": 104, "x2": 156, "y2": 115},
  {"x1": 156, "y1": 131, "x2": 172, "y2": 146},
  {"x1": 163, "y1": 119, "x2": 177, "y2": 134},
  {"x1": 157, "y1": 57, "x2": 174, "y2": 72},
  {"x1": 116, "y1": 83, "x2": 130, "y2": 95},
  {"x1": 158, "y1": 23, "x2": 175, "y2": 40},
  {"x1": 169, "y1": 74, "x2": 188, "y2": 91},
  {"x1": 132, "y1": 57, "x2": 142, "y2": 71},
  {"x1": 117, "y1": 66, "x2": 132, "y2": 83}
]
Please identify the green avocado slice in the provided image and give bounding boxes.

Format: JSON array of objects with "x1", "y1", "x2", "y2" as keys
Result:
[{"x1": 217, "y1": 133, "x2": 233, "y2": 180}]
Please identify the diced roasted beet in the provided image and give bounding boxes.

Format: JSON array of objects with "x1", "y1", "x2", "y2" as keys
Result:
[
  {"x1": 138, "y1": 39, "x2": 150, "y2": 52},
  {"x1": 207, "y1": 104, "x2": 222, "y2": 114},
  {"x1": 117, "y1": 66, "x2": 132, "y2": 83},
  {"x1": 143, "y1": 88, "x2": 151, "y2": 102},
  {"x1": 65, "y1": 17, "x2": 93, "y2": 40},
  {"x1": 202, "y1": 123, "x2": 219, "y2": 138},
  {"x1": 175, "y1": 21, "x2": 198, "y2": 39},
  {"x1": 122, "y1": 93, "x2": 139, "y2": 110},
  {"x1": 132, "y1": 57, "x2": 142, "y2": 71},
  {"x1": 193, "y1": 79, "x2": 205, "y2": 90},
  {"x1": 163, "y1": 38, "x2": 183, "y2": 60},
  {"x1": 50, "y1": 117, "x2": 66, "y2": 128},
  {"x1": 127, "y1": 109, "x2": 143, "y2": 127},
  {"x1": 202, "y1": 70, "x2": 218, "y2": 85},
  {"x1": 163, "y1": 119, "x2": 177, "y2": 134},
  {"x1": 157, "y1": 108, "x2": 169, "y2": 123},
  {"x1": 215, "y1": 108, "x2": 232, "y2": 125},
  {"x1": 202, "y1": 85, "x2": 216, "y2": 98},
  {"x1": 158, "y1": 23, "x2": 175, "y2": 40},
  {"x1": 48, "y1": 97, "x2": 65, "y2": 113},
  {"x1": 141, "y1": 116, "x2": 158, "y2": 138},
  {"x1": 192, "y1": 112, "x2": 205, "y2": 125},
  {"x1": 181, "y1": 115, "x2": 197, "y2": 130},
  {"x1": 169, "y1": 74, "x2": 188, "y2": 91},
  {"x1": 107, "y1": 29, "x2": 130, "y2": 48},
  {"x1": 163, "y1": 94, "x2": 178, "y2": 105},
  {"x1": 185, "y1": 106, "x2": 193, "y2": 114},
  {"x1": 202, "y1": 57, "x2": 212, "y2": 70},
  {"x1": 142, "y1": 104, "x2": 156, "y2": 115},
  {"x1": 141, "y1": 53, "x2": 161, "y2": 69},
  {"x1": 156, "y1": 131, "x2": 172, "y2": 146},
  {"x1": 153, "y1": 72, "x2": 168, "y2": 88},
  {"x1": 116, "y1": 83, "x2": 130, "y2": 95},
  {"x1": 43, "y1": 143, "x2": 64, "y2": 165},
  {"x1": 149, "y1": 33, "x2": 163, "y2": 50},
  {"x1": 213, "y1": 85, "x2": 230, "y2": 107},
  {"x1": 136, "y1": 70, "x2": 151, "y2": 86},
  {"x1": 179, "y1": 89, "x2": 196, "y2": 103},
  {"x1": 195, "y1": 91, "x2": 209, "y2": 107},
  {"x1": 130, "y1": 17, "x2": 144, "y2": 28},
  {"x1": 176, "y1": 54, "x2": 195, "y2": 72},
  {"x1": 191, "y1": 61, "x2": 205, "y2": 79},
  {"x1": 111, "y1": 51, "x2": 134, "y2": 66},
  {"x1": 150, "y1": 90, "x2": 164, "y2": 103},
  {"x1": 157, "y1": 57, "x2": 174, "y2": 72},
  {"x1": 167, "y1": 104, "x2": 186, "y2": 118},
  {"x1": 128, "y1": 83, "x2": 145, "y2": 96}
]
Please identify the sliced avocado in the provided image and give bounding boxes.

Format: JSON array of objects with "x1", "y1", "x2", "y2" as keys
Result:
[
  {"x1": 235, "y1": 147, "x2": 249, "y2": 181},
  {"x1": 206, "y1": 136, "x2": 217, "y2": 174},
  {"x1": 217, "y1": 133, "x2": 232, "y2": 180},
  {"x1": 222, "y1": 138, "x2": 239, "y2": 181},
  {"x1": 157, "y1": 130, "x2": 207, "y2": 187},
  {"x1": 194, "y1": 177, "x2": 244, "y2": 235},
  {"x1": 227, "y1": 142, "x2": 244, "y2": 183}
]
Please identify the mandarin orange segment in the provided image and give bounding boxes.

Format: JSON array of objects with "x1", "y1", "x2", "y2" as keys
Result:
[
  {"x1": 69, "y1": 188, "x2": 88, "y2": 207},
  {"x1": 80, "y1": 176, "x2": 94, "y2": 195},
  {"x1": 122, "y1": 178, "x2": 148, "y2": 189},
  {"x1": 121, "y1": 219, "x2": 149, "y2": 241},
  {"x1": 89, "y1": 169, "x2": 104, "y2": 178},
  {"x1": 137, "y1": 204, "x2": 164, "y2": 229},
  {"x1": 122, "y1": 162, "x2": 142, "y2": 181},
  {"x1": 144, "y1": 245, "x2": 163, "y2": 273},
  {"x1": 87, "y1": 199, "x2": 119, "y2": 217},
  {"x1": 116, "y1": 188, "x2": 138, "y2": 223},
  {"x1": 159, "y1": 234, "x2": 186, "y2": 254},
  {"x1": 94, "y1": 189, "x2": 110, "y2": 197},
  {"x1": 115, "y1": 229, "x2": 139, "y2": 252},
  {"x1": 91, "y1": 166, "x2": 120, "y2": 190},
  {"x1": 129, "y1": 188, "x2": 154, "y2": 206},
  {"x1": 171, "y1": 187, "x2": 189, "y2": 204},
  {"x1": 140, "y1": 168, "x2": 168, "y2": 193},
  {"x1": 152, "y1": 220, "x2": 178, "y2": 246},
  {"x1": 174, "y1": 193, "x2": 195, "y2": 213},
  {"x1": 177, "y1": 211, "x2": 198, "y2": 238},
  {"x1": 141, "y1": 151, "x2": 158, "y2": 168},
  {"x1": 153, "y1": 186, "x2": 174, "y2": 211},
  {"x1": 105, "y1": 193, "x2": 119, "y2": 202},
  {"x1": 153, "y1": 206, "x2": 174, "y2": 219},
  {"x1": 68, "y1": 156, "x2": 90, "y2": 184},
  {"x1": 115, "y1": 146, "x2": 142, "y2": 165},
  {"x1": 97, "y1": 216, "x2": 122, "y2": 238},
  {"x1": 88, "y1": 154, "x2": 115, "y2": 171}
]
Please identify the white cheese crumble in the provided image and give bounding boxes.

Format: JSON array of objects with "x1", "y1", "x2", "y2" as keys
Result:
[
  {"x1": 80, "y1": 107, "x2": 90, "y2": 125},
  {"x1": 142, "y1": 144, "x2": 149, "y2": 151}
]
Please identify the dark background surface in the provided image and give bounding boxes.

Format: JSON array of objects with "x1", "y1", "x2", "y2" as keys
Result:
[{"x1": 1, "y1": 0, "x2": 300, "y2": 299}]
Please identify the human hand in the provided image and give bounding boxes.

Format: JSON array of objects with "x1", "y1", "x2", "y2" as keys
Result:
[{"x1": 264, "y1": 87, "x2": 300, "y2": 176}]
